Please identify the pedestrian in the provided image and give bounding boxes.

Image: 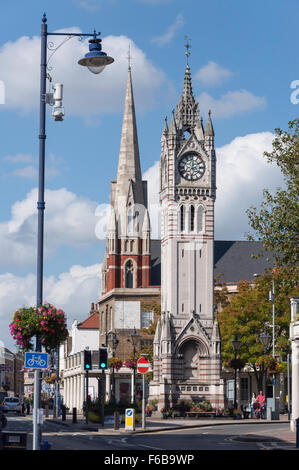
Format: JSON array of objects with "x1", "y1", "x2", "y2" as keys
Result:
[
  {"x1": 250, "y1": 392, "x2": 257, "y2": 419},
  {"x1": 21, "y1": 399, "x2": 25, "y2": 414},
  {"x1": 26, "y1": 401, "x2": 30, "y2": 415},
  {"x1": 256, "y1": 390, "x2": 266, "y2": 419}
]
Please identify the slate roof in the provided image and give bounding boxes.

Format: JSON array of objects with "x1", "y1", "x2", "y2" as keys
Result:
[
  {"x1": 150, "y1": 239, "x2": 275, "y2": 286},
  {"x1": 77, "y1": 312, "x2": 99, "y2": 329}
]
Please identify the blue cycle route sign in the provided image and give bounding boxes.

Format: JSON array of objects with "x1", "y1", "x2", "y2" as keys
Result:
[{"x1": 25, "y1": 352, "x2": 49, "y2": 369}]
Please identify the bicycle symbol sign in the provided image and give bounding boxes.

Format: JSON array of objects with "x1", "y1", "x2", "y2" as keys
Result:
[{"x1": 25, "y1": 352, "x2": 49, "y2": 369}]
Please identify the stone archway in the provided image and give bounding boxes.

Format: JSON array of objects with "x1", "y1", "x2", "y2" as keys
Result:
[{"x1": 179, "y1": 339, "x2": 201, "y2": 380}]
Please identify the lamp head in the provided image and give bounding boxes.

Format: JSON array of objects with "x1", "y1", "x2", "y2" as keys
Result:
[
  {"x1": 230, "y1": 335, "x2": 241, "y2": 353},
  {"x1": 78, "y1": 36, "x2": 114, "y2": 74}
]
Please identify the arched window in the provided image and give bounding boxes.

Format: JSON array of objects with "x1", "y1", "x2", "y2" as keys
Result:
[
  {"x1": 128, "y1": 207, "x2": 133, "y2": 233},
  {"x1": 125, "y1": 260, "x2": 134, "y2": 288},
  {"x1": 190, "y1": 205, "x2": 195, "y2": 232},
  {"x1": 180, "y1": 205, "x2": 185, "y2": 232},
  {"x1": 197, "y1": 206, "x2": 204, "y2": 232},
  {"x1": 134, "y1": 211, "x2": 139, "y2": 233}
]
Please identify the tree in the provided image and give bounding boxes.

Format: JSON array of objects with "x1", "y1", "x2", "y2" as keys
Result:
[
  {"x1": 246, "y1": 119, "x2": 299, "y2": 271},
  {"x1": 218, "y1": 267, "x2": 299, "y2": 389}
]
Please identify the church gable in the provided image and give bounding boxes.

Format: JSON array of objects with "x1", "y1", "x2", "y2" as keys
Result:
[
  {"x1": 176, "y1": 132, "x2": 205, "y2": 159},
  {"x1": 174, "y1": 314, "x2": 211, "y2": 354}
]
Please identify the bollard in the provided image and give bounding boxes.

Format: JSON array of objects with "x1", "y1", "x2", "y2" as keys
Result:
[
  {"x1": 53, "y1": 406, "x2": 57, "y2": 419},
  {"x1": 296, "y1": 418, "x2": 299, "y2": 449},
  {"x1": 72, "y1": 407, "x2": 77, "y2": 424},
  {"x1": 45, "y1": 405, "x2": 49, "y2": 418},
  {"x1": 40, "y1": 440, "x2": 51, "y2": 450},
  {"x1": 114, "y1": 411, "x2": 119, "y2": 430},
  {"x1": 61, "y1": 405, "x2": 66, "y2": 421}
]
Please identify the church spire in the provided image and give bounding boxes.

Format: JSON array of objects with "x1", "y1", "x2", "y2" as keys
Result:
[
  {"x1": 176, "y1": 40, "x2": 199, "y2": 134},
  {"x1": 117, "y1": 66, "x2": 142, "y2": 183}
]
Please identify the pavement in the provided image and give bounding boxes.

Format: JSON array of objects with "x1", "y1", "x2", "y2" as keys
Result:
[{"x1": 40, "y1": 411, "x2": 297, "y2": 448}]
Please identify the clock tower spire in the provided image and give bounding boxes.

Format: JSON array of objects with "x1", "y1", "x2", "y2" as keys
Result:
[{"x1": 150, "y1": 52, "x2": 223, "y2": 410}]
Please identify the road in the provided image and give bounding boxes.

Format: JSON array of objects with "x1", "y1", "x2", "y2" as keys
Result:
[{"x1": 1, "y1": 412, "x2": 294, "y2": 452}]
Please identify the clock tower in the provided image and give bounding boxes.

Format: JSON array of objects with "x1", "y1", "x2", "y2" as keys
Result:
[{"x1": 149, "y1": 58, "x2": 224, "y2": 409}]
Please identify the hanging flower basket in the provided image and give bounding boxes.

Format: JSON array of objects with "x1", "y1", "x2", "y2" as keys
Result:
[
  {"x1": 44, "y1": 374, "x2": 56, "y2": 384},
  {"x1": 124, "y1": 358, "x2": 137, "y2": 369},
  {"x1": 255, "y1": 355, "x2": 279, "y2": 371},
  {"x1": 108, "y1": 357, "x2": 123, "y2": 370},
  {"x1": 9, "y1": 304, "x2": 68, "y2": 352}
]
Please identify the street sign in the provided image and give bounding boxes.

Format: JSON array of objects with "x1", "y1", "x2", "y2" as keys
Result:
[
  {"x1": 125, "y1": 408, "x2": 135, "y2": 431},
  {"x1": 25, "y1": 352, "x2": 48, "y2": 369},
  {"x1": 137, "y1": 356, "x2": 150, "y2": 374}
]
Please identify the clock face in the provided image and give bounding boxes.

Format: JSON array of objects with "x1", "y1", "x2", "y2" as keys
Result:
[{"x1": 178, "y1": 153, "x2": 205, "y2": 181}]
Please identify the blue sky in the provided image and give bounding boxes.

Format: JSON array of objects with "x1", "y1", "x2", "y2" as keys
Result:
[{"x1": 0, "y1": 0, "x2": 298, "y2": 350}]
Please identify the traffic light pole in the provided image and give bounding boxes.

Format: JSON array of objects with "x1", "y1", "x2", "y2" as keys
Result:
[
  {"x1": 101, "y1": 369, "x2": 105, "y2": 428},
  {"x1": 85, "y1": 369, "x2": 89, "y2": 424}
]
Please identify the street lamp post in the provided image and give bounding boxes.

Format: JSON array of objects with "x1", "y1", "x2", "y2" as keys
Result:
[
  {"x1": 130, "y1": 328, "x2": 140, "y2": 404},
  {"x1": 254, "y1": 273, "x2": 277, "y2": 418},
  {"x1": 106, "y1": 331, "x2": 118, "y2": 402},
  {"x1": 269, "y1": 277, "x2": 277, "y2": 417},
  {"x1": 230, "y1": 335, "x2": 241, "y2": 410},
  {"x1": 259, "y1": 330, "x2": 272, "y2": 419},
  {"x1": 34, "y1": 13, "x2": 114, "y2": 450}
]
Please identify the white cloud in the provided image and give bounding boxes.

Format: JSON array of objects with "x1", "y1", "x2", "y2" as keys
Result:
[
  {"x1": 215, "y1": 132, "x2": 284, "y2": 239},
  {"x1": 3, "y1": 152, "x2": 64, "y2": 179},
  {"x1": 3, "y1": 153, "x2": 33, "y2": 163},
  {"x1": 0, "y1": 264, "x2": 101, "y2": 351},
  {"x1": 198, "y1": 90, "x2": 266, "y2": 118},
  {"x1": 151, "y1": 14, "x2": 184, "y2": 46},
  {"x1": 73, "y1": 0, "x2": 102, "y2": 10},
  {"x1": 9, "y1": 165, "x2": 37, "y2": 179},
  {"x1": 0, "y1": 30, "x2": 166, "y2": 117},
  {"x1": 140, "y1": 132, "x2": 284, "y2": 241},
  {"x1": 0, "y1": 187, "x2": 99, "y2": 268},
  {"x1": 195, "y1": 61, "x2": 233, "y2": 86}
]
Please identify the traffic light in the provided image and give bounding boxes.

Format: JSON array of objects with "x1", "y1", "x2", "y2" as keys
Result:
[
  {"x1": 84, "y1": 349, "x2": 92, "y2": 370},
  {"x1": 99, "y1": 347, "x2": 108, "y2": 369}
]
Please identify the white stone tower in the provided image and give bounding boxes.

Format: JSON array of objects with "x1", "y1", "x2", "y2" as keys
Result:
[{"x1": 149, "y1": 54, "x2": 224, "y2": 410}]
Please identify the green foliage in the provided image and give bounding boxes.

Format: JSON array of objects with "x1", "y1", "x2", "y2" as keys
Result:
[
  {"x1": 246, "y1": 119, "x2": 299, "y2": 269},
  {"x1": 218, "y1": 267, "x2": 299, "y2": 388}
]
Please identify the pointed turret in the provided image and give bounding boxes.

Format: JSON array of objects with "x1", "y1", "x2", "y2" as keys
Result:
[
  {"x1": 205, "y1": 110, "x2": 215, "y2": 137},
  {"x1": 194, "y1": 116, "x2": 205, "y2": 141},
  {"x1": 204, "y1": 110, "x2": 215, "y2": 150},
  {"x1": 176, "y1": 65, "x2": 199, "y2": 134},
  {"x1": 162, "y1": 116, "x2": 169, "y2": 136},
  {"x1": 169, "y1": 109, "x2": 177, "y2": 135},
  {"x1": 211, "y1": 308, "x2": 221, "y2": 355}
]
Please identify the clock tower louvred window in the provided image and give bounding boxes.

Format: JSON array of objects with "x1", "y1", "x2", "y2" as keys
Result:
[
  {"x1": 125, "y1": 260, "x2": 134, "y2": 288},
  {"x1": 190, "y1": 205, "x2": 195, "y2": 232},
  {"x1": 180, "y1": 205, "x2": 185, "y2": 232}
]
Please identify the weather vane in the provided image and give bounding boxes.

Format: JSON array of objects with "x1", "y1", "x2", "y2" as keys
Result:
[{"x1": 184, "y1": 35, "x2": 191, "y2": 65}]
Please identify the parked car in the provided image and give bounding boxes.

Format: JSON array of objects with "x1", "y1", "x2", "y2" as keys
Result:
[{"x1": 2, "y1": 397, "x2": 22, "y2": 414}]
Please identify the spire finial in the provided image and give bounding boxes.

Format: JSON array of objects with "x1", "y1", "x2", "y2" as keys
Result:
[
  {"x1": 42, "y1": 12, "x2": 47, "y2": 23},
  {"x1": 127, "y1": 43, "x2": 131, "y2": 70},
  {"x1": 184, "y1": 35, "x2": 191, "y2": 65}
]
